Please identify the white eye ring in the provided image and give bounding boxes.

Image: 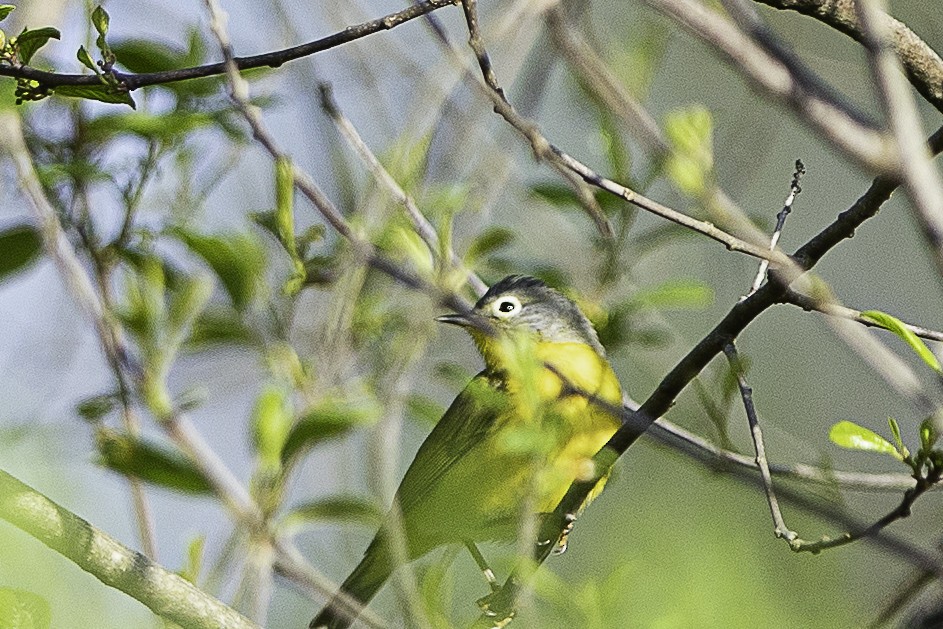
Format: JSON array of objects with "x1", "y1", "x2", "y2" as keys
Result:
[{"x1": 492, "y1": 295, "x2": 522, "y2": 318}]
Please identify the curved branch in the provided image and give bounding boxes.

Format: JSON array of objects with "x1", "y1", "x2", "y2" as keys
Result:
[
  {"x1": 755, "y1": 0, "x2": 943, "y2": 114},
  {"x1": 0, "y1": 469, "x2": 259, "y2": 629}
]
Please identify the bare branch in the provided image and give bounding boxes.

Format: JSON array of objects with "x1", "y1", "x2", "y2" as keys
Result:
[
  {"x1": 784, "y1": 290, "x2": 943, "y2": 343},
  {"x1": 855, "y1": 0, "x2": 943, "y2": 282},
  {"x1": 644, "y1": 0, "x2": 898, "y2": 173},
  {"x1": 0, "y1": 0, "x2": 460, "y2": 92},
  {"x1": 754, "y1": 0, "x2": 943, "y2": 114},
  {"x1": 746, "y1": 160, "x2": 805, "y2": 296}
]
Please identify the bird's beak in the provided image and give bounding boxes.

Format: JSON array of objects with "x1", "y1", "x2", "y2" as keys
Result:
[{"x1": 436, "y1": 312, "x2": 474, "y2": 327}]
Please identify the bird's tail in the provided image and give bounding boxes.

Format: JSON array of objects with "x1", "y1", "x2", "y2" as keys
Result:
[{"x1": 310, "y1": 543, "x2": 394, "y2": 629}]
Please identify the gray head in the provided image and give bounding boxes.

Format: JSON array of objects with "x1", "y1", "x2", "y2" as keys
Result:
[{"x1": 438, "y1": 275, "x2": 605, "y2": 356}]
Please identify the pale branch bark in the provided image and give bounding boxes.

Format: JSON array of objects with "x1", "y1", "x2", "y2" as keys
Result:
[
  {"x1": 855, "y1": 0, "x2": 943, "y2": 283},
  {"x1": 452, "y1": 2, "x2": 791, "y2": 265},
  {"x1": 0, "y1": 469, "x2": 260, "y2": 629},
  {"x1": 649, "y1": 418, "x2": 924, "y2": 491},
  {"x1": 0, "y1": 0, "x2": 459, "y2": 91},
  {"x1": 784, "y1": 290, "x2": 943, "y2": 343},
  {"x1": 644, "y1": 0, "x2": 898, "y2": 173},
  {"x1": 754, "y1": 0, "x2": 943, "y2": 114},
  {"x1": 747, "y1": 160, "x2": 804, "y2": 296}
]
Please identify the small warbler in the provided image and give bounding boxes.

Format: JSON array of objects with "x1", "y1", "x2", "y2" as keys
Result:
[{"x1": 310, "y1": 275, "x2": 622, "y2": 628}]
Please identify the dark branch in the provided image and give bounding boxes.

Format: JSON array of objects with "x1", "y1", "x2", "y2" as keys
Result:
[{"x1": 0, "y1": 0, "x2": 458, "y2": 91}]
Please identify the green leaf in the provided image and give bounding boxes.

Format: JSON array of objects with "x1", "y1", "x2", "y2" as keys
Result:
[
  {"x1": 76, "y1": 393, "x2": 118, "y2": 423},
  {"x1": 0, "y1": 225, "x2": 42, "y2": 284},
  {"x1": 111, "y1": 38, "x2": 183, "y2": 73},
  {"x1": 887, "y1": 417, "x2": 908, "y2": 459},
  {"x1": 251, "y1": 385, "x2": 293, "y2": 469},
  {"x1": 861, "y1": 310, "x2": 942, "y2": 374},
  {"x1": 828, "y1": 420, "x2": 902, "y2": 460},
  {"x1": 0, "y1": 6, "x2": 15, "y2": 22},
  {"x1": 76, "y1": 45, "x2": 98, "y2": 72},
  {"x1": 172, "y1": 229, "x2": 266, "y2": 311},
  {"x1": 919, "y1": 417, "x2": 938, "y2": 451},
  {"x1": 97, "y1": 431, "x2": 213, "y2": 494},
  {"x1": 185, "y1": 306, "x2": 259, "y2": 350},
  {"x1": 465, "y1": 227, "x2": 515, "y2": 264},
  {"x1": 280, "y1": 496, "x2": 383, "y2": 532},
  {"x1": 14, "y1": 27, "x2": 60, "y2": 65},
  {"x1": 664, "y1": 106, "x2": 714, "y2": 196},
  {"x1": 178, "y1": 536, "x2": 205, "y2": 584},
  {"x1": 54, "y1": 84, "x2": 136, "y2": 108},
  {"x1": 0, "y1": 588, "x2": 51, "y2": 629},
  {"x1": 281, "y1": 398, "x2": 380, "y2": 463},
  {"x1": 84, "y1": 111, "x2": 214, "y2": 142},
  {"x1": 91, "y1": 6, "x2": 110, "y2": 39},
  {"x1": 631, "y1": 279, "x2": 714, "y2": 310}
]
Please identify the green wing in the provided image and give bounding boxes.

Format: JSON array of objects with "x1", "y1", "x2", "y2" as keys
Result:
[{"x1": 394, "y1": 371, "x2": 508, "y2": 514}]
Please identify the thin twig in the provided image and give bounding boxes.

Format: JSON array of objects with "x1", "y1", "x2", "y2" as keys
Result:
[
  {"x1": 649, "y1": 418, "x2": 925, "y2": 491},
  {"x1": 746, "y1": 160, "x2": 805, "y2": 296},
  {"x1": 723, "y1": 342, "x2": 798, "y2": 542},
  {"x1": 316, "y1": 82, "x2": 487, "y2": 297},
  {"x1": 0, "y1": 0, "x2": 460, "y2": 92},
  {"x1": 784, "y1": 290, "x2": 943, "y2": 343}
]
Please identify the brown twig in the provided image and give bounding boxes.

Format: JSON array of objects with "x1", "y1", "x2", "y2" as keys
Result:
[
  {"x1": 0, "y1": 0, "x2": 460, "y2": 92},
  {"x1": 754, "y1": 0, "x2": 943, "y2": 115},
  {"x1": 723, "y1": 342, "x2": 798, "y2": 542}
]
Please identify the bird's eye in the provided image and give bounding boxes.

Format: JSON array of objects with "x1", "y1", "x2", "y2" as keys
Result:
[{"x1": 491, "y1": 295, "x2": 522, "y2": 318}]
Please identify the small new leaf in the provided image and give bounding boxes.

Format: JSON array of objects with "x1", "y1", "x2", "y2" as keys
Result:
[
  {"x1": 0, "y1": 225, "x2": 42, "y2": 284},
  {"x1": 97, "y1": 431, "x2": 214, "y2": 494},
  {"x1": 0, "y1": 6, "x2": 14, "y2": 22},
  {"x1": 15, "y1": 26, "x2": 60, "y2": 65},
  {"x1": 91, "y1": 5, "x2": 110, "y2": 38},
  {"x1": 280, "y1": 496, "x2": 383, "y2": 533},
  {"x1": 920, "y1": 417, "x2": 938, "y2": 451},
  {"x1": 829, "y1": 420, "x2": 902, "y2": 460},
  {"x1": 887, "y1": 417, "x2": 909, "y2": 459},
  {"x1": 76, "y1": 46, "x2": 99, "y2": 73},
  {"x1": 861, "y1": 309, "x2": 942, "y2": 374}
]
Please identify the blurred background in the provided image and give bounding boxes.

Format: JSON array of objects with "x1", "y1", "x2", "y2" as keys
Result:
[{"x1": 1, "y1": 0, "x2": 942, "y2": 627}]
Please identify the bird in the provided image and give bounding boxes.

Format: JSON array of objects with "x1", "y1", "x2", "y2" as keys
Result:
[{"x1": 310, "y1": 275, "x2": 623, "y2": 629}]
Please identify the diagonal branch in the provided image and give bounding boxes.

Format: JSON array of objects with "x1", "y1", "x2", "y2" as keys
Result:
[
  {"x1": 645, "y1": 0, "x2": 898, "y2": 173},
  {"x1": 0, "y1": 469, "x2": 260, "y2": 629},
  {"x1": 754, "y1": 0, "x2": 943, "y2": 114}
]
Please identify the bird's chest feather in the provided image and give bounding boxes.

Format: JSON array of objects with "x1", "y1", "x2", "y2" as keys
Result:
[{"x1": 482, "y1": 341, "x2": 622, "y2": 514}]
